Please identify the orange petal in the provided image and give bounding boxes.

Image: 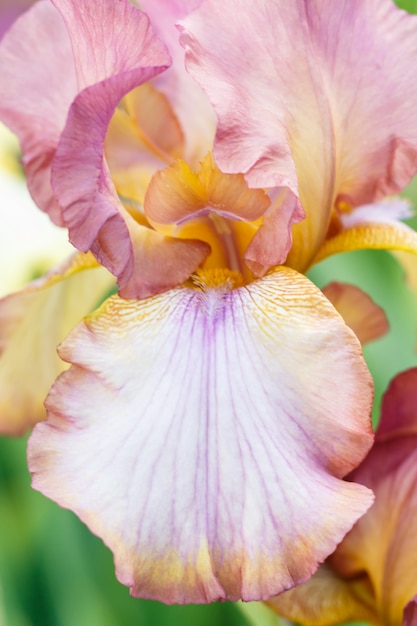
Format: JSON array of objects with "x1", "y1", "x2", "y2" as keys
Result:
[
  {"x1": 145, "y1": 153, "x2": 270, "y2": 225},
  {"x1": 322, "y1": 282, "x2": 388, "y2": 344},
  {"x1": 266, "y1": 564, "x2": 378, "y2": 625}
]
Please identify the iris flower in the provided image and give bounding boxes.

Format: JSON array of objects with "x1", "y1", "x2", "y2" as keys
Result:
[
  {"x1": 267, "y1": 368, "x2": 417, "y2": 626},
  {"x1": 0, "y1": 0, "x2": 416, "y2": 605}
]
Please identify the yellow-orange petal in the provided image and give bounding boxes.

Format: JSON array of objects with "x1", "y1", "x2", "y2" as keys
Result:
[
  {"x1": 322, "y1": 282, "x2": 389, "y2": 345},
  {"x1": 0, "y1": 253, "x2": 114, "y2": 435},
  {"x1": 312, "y1": 222, "x2": 417, "y2": 266},
  {"x1": 144, "y1": 153, "x2": 270, "y2": 273},
  {"x1": 145, "y1": 153, "x2": 270, "y2": 225},
  {"x1": 265, "y1": 564, "x2": 378, "y2": 626}
]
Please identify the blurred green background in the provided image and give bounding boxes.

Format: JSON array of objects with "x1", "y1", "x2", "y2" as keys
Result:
[{"x1": 1, "y1": 1, "x2": 417, "y2": 625}]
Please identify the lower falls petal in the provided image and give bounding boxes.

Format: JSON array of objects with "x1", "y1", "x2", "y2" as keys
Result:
[{"x1": 28, "y1": 268, "x2": 374, "y2": 604}]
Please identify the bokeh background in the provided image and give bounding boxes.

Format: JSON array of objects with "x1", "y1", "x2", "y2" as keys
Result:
[{"x1": 1, "y1": 0, "x2": 417, "y2": 624}]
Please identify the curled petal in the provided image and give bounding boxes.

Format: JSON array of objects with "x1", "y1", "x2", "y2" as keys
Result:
[
  {"x1": 145, "y1": 154, "x2": 270, "y2": 225},
  {"x1": 322, "y1": 282, "x2": 388, "y2": 345},
  {"x1": 244, "y1": 189, "x2": 305, "y2": 276},
  {"x1": 313, "y1": 221, "x2": 417, "y2": 266},
  {"x1": 29, "y1": 269, "x2": 373, "y2": 604},
  {"x1": 0, "y1": 254, "x2": 114, "y2": 435},
  {"x1": 50, "y1": 3, "x2": 171, "y2": 288}
]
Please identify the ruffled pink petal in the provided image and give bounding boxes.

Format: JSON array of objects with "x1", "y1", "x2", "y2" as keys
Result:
[
  {"x1": 181, "y1": 0, "x2": 417, "y2": 267},
  {"x1": 51, "y1": 0, "x2": 168, "y2": 91},
  {"x1": 244, "y1": 188, "x2": 305, "y2": 276},
  {"x1": 50, "y1": 1, "x2": 171, "y2": 289},
  {"x1": 0, "y1": 1, "x2": 77, "y2": 224},
  {"x1": 29, "y1": 269, "x2": 373, "y2": 604},
  {"x1": 0, "y1": 253, "x2": 114, "y2": 435}
]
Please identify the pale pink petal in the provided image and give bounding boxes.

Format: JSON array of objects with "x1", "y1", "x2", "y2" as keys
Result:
[
  {"x1": 140, "y1": 0, "x2": 216, "y2": 164},
  {"x1": 0, "y1": 254, "x2": 114, "y2": 435},
  {"x1": 0, "y1": 1, "x2": 77, "y2": 224},
  {"x1": 181, "y1": 0, "x2": 417, "y2": 268},
  {"x1": 322, "y1": 282, "x2": 388, "y2": 345},
  {"x1": 0, "y1": 0, "x2": 35, "y2": 40},
  {"x1": 51, "y1": 0, "x2": 169, "y2": 91},
  {"x1": 50, "y1": 1, "x2": 171, "y2": 288},
  {"x1": 29, "y1": 269, "x2": 373, "y2": 604}
]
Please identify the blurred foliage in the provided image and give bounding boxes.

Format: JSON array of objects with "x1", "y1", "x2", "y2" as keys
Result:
[{"x1": 1, "y1": 0, "x2": 417, "y2": 625}]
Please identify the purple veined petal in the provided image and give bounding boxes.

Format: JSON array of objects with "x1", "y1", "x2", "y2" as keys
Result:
[{"x1": 29, "y1": 268, "x2": 373, "y2": 604}]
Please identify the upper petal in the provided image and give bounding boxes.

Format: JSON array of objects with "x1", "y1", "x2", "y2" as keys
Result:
[
  {"x1": 0, "y1": 0, "x2": 77, "y2": 224},
  {"x1": 181, "y1": 0, "x2": 417, "y2": 267},
  {"x1": 139, "y1": 0, "x2": 216, "y2": 164},
  {"x1": 29, "y1": 269, "x2": 373, "y2": 604}
]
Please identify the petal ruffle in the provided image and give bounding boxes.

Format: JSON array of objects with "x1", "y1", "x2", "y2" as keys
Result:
[
  {"x1": 322, "y1": 282, "x2": 388, "y2": 345},
  {"x1": 181, "y1": 0, "x2": 417, "y2": 267},
  {"x1": 50, "y1": 0, "x2": 171, "y2": 291},
  {"x1": 0, "y1": 254, "x2": 114, "y2": 435},
  {"x1": 29, "y1": 269, "x2": 373, "y2": 604}
]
